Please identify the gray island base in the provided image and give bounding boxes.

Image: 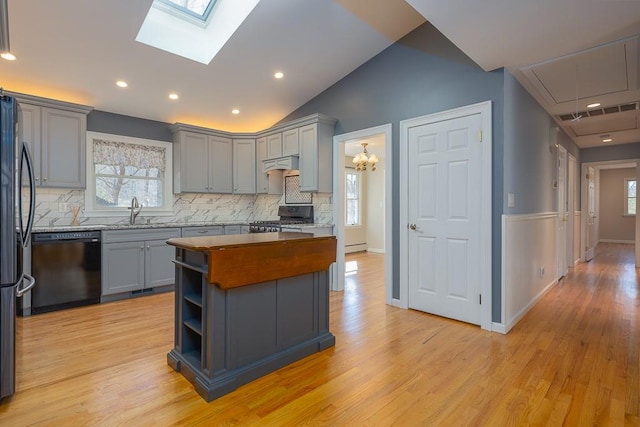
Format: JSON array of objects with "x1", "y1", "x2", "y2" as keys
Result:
[{"x1": 166, "y1": 232, "x2": 337, "y2": 402}]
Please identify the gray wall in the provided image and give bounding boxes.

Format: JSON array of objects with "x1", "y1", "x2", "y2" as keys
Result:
[
  {"x1": 581, "y1": 142, "x2": 640, "y2": 164},
  {"x1": 281, "y1": 22, "x2": 506, "y2": 321},
  {"x1": 503, "y1": 71, "x2": 580, "y2": 215},
  {"x1": 599, "y1": 168, "x2": 636, "y2": 241},
  {"x1": 88, "y1": 110, "x2": 173, "y2": 142}
]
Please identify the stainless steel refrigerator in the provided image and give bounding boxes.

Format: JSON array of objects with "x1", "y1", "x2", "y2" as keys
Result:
[{"x1": 0, "y1": 94, "x2": 36, "y2": 400}]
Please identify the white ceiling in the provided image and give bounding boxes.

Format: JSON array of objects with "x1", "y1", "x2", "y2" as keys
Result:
[
  {"x1": 1, "y1": 0, "x2": 640, "y2": 147},
  {"x1": 0, "y1": 0, "x2": 424, "y2": 132},
  {"x1": 407, "y1": 0, "x2": 640, "y2": 149}
]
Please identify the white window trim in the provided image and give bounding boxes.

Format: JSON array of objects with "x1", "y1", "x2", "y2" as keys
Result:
[
  {"x1": 85, "y1": 131, "x2": 174, "y2": 217},
  {"x1": 624, "y1": 177, "x2": 636, "y2": 217},
  {"x1": 345, "y1": 169, "x2": 362, "y2": 227}
]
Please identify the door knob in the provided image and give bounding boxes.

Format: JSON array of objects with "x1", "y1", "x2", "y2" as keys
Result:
[{"x1": 408, "y1": 223, "x2": 418, "y2": 230}]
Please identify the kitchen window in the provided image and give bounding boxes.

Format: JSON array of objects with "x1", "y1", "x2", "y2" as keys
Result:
[
  {"x1": 625, "y1": 178, "x2": 636, "y2": 216},
  {"x1": 346, "y1": 170, "x2": 361, "y2": 226},
  {"x1": 85, "y1": 132, "x2": 173, "y2": 216}
]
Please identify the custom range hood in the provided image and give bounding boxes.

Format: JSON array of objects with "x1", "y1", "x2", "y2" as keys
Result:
[{"x1": 262, "y1": 155, "x2": 299, "y2": 172}]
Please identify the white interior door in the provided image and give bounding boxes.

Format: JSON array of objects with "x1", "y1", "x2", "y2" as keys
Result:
[
  {"x1": 557, "y1": 145, "x2": 568, "y2": 278},
  {"x1": 585, "y1": 166, "x2": 597, "y2": 261},
  {"x1": 407, "y1": 112, "x2": 482, "y2": 325}
]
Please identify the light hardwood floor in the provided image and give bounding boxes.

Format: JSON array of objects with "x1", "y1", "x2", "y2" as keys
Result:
[{"x1": 1, "y1": 245, "x2": 639, "y2": 425}]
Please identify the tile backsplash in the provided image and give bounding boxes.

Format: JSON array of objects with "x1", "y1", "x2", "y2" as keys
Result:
[{"x1": 26, "y1": 188, "x2": 333, "y2": 227}]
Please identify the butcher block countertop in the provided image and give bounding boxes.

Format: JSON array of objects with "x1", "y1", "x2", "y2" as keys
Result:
[{"x1": 167, "y1": 232, "x2": 337, "y2": 289}]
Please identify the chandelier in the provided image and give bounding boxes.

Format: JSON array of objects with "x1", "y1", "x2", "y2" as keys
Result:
[{"x1": 352, "y1": 142, "x2": 379, "y2": 171}]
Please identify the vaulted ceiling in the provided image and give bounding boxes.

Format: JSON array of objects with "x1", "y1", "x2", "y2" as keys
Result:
[{"x1": 2, "y1": 0, "x2": 640, "y2": 147}]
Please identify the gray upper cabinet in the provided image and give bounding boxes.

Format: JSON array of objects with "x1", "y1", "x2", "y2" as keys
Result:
[
  {"x1": 172, "y1": 113, "x2": 335, "y2": 194},
  {"x1": 264, "y1": 129, "x2": 299, "y2": 160},
  {"x1": 266, "y1": 133, "x2": 283, "y2": 159},
  {"x1": 299, "y1": 117, "x2": 336, "y2": 192},
  {"x1": 18, "y1": 97, "x2": 92, "y2": 189},
  {"x1": 282, "y1": 128, "x2": 299, "y2": 156},
  {"x1": 232, "y1": 138, "x2": 256, "y2": 194},
  {"x1": 175, "y1": 131, "x2": 209, "y2": 193},
  {"x1": 256, "y1": 136, "x2": 268, "y2": 193},
  {"x1": 256, "y1": 136, "x2": 283, "y2": 195},
  {"x1": 173, "y1": 129, "x2": 232, "y2": 194},
  {"x1": 209, "y1": 135, "x2": 233, "y2": 193}
]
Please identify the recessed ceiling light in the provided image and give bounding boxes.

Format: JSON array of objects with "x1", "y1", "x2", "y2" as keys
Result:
[
  {"x1": 169, "y1": 93, "x2": 179, "y2": 100},
  {"x1": 587, "y1": 102, "x2": 601, "y2": 108},
  {"x1": 274, "y1": 72, "x2": 284, "y2": 79},
  {"x1": 116, "y1": 80, "x2": 128, "y2": 88},
  {"x1": 232, "y1": 109, "x2": 240, "y2": 115},
  {"x1": 602, "y1": 138, "x2": 613, "y2": 143},
  {"x1": 1, "y1": 52, "x2": 16, "y2": 61}
]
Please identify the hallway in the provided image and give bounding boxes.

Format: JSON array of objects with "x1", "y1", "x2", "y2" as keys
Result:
[{"x1": 501, "y1": 243, "x2": 639, "y2": 424}]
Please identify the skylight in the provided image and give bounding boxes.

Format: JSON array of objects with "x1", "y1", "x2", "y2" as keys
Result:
[
  {"x1": 159, "y1": 0, "x2": 217, "y2": 21},
  {"x1": 136, "y1": 0, "x2": 261, "y2": 64}
]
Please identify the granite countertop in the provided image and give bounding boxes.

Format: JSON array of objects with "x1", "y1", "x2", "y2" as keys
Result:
[
  {"x1": 31, "y1": 221, "x2": 334, "y2": 233},
  {"x1": 31, "y1": 221, "x2": 249, "y2": 233}
]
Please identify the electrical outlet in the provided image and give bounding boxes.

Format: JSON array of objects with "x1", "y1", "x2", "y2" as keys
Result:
[
  {"x1": 58, "y1": 203, "x2": 68, "y2": 212},
  {"x1": 507, "y1": 193, "x2": 515, "y2": 208}
]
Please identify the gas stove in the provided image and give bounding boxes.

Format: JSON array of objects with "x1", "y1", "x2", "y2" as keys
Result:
[{"x1": 249, "y1": 205, "x2": 314, "y2": 233}]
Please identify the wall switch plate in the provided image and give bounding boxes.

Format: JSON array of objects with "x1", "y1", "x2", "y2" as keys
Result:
[
  {"x1": 539, "y1": 266, "x2": 545, "y2": 278},
  {"x1": 507, "y1": 193, "x2": 515, "y2": 208}
]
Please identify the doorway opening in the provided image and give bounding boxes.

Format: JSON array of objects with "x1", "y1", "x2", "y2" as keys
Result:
[
  {"x1": 332, "y1": 124, "x2": 392, "y2": 304},
  {"x1": 580, "y1": 159, "x2": 639, "y2": 266}
]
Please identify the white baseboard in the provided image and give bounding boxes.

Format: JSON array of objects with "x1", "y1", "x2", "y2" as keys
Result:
[
  {"x1": 345, "y1": 243, "x2": 368, "y2": 253},
  {"x1": 367, "y1": 248, "x2": 385, "y2": 254},
  {"x1": 505, "y1": 278, "x2": 557, "y2": 333},
  {"x1": 491, "y1": 322, "x2": 507, "y2": 334},
  {"x1": 599, "y1": 239, "x2": 634, "y2": 244}
]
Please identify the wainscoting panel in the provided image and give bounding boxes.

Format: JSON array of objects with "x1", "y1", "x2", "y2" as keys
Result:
[
  {"x1": 573, "y1": 211, "x2": 581, "y2": 265},
  {"x1": 502, "y1": 213, "x2": 558, "y2": 333}
]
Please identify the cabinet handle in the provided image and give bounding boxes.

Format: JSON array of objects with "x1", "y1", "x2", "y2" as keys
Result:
[
  {"x1": 35, "y1": 176, "x2": 40, "y2": 181},
  {"x1": 146, "y1": 245, "x2": 150, "y2": 250},
  {"x1": 140, "y1": 246, "x2": 144, "y2": 251},
  {"x1": 43, "y1": 177, "x2": 47, "y2": 182}
]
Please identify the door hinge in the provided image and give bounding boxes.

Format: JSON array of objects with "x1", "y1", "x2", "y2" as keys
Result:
[
  {"x1": 479, "y1": 130, "x2": 483, "y2": 142},
  {"x1": 479, "y1": 294, "x2": 482, "y2": 304}
]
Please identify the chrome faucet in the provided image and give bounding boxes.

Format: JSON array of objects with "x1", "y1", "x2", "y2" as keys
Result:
[{"x1": 128, "y1": 196, "x2": 142, "y2": 225}]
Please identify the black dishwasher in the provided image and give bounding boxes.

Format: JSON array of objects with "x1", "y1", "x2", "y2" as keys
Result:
[{"x1": 31, "y1": 231, "x2": 101, "y2": 314}]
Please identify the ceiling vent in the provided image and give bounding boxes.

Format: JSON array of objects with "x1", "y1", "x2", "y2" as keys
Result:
[{"x1": 558, "y1": 102, "x2": 639, "y2": 121}]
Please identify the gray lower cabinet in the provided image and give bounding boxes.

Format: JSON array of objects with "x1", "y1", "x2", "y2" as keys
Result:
[
  {"x1": 224, "y1": 225, "x2": 242, "y2": 235},
  {"x1": 102, "y1": 228, "x2": 180, "y2": 296},
  {"x1": 281, "y1": 226, "x2": 334, "y2": 236},
  {"x1": 181, "y1": 226, "x2": 224, "y2": 237},
  {"x1": 182, "y1": 225, "x2": 243, "y2": 237}
]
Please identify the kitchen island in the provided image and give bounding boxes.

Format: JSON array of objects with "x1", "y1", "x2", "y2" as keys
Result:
[{"x1": 166, "y1": 232, "x2": 336, "y2": 401}]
